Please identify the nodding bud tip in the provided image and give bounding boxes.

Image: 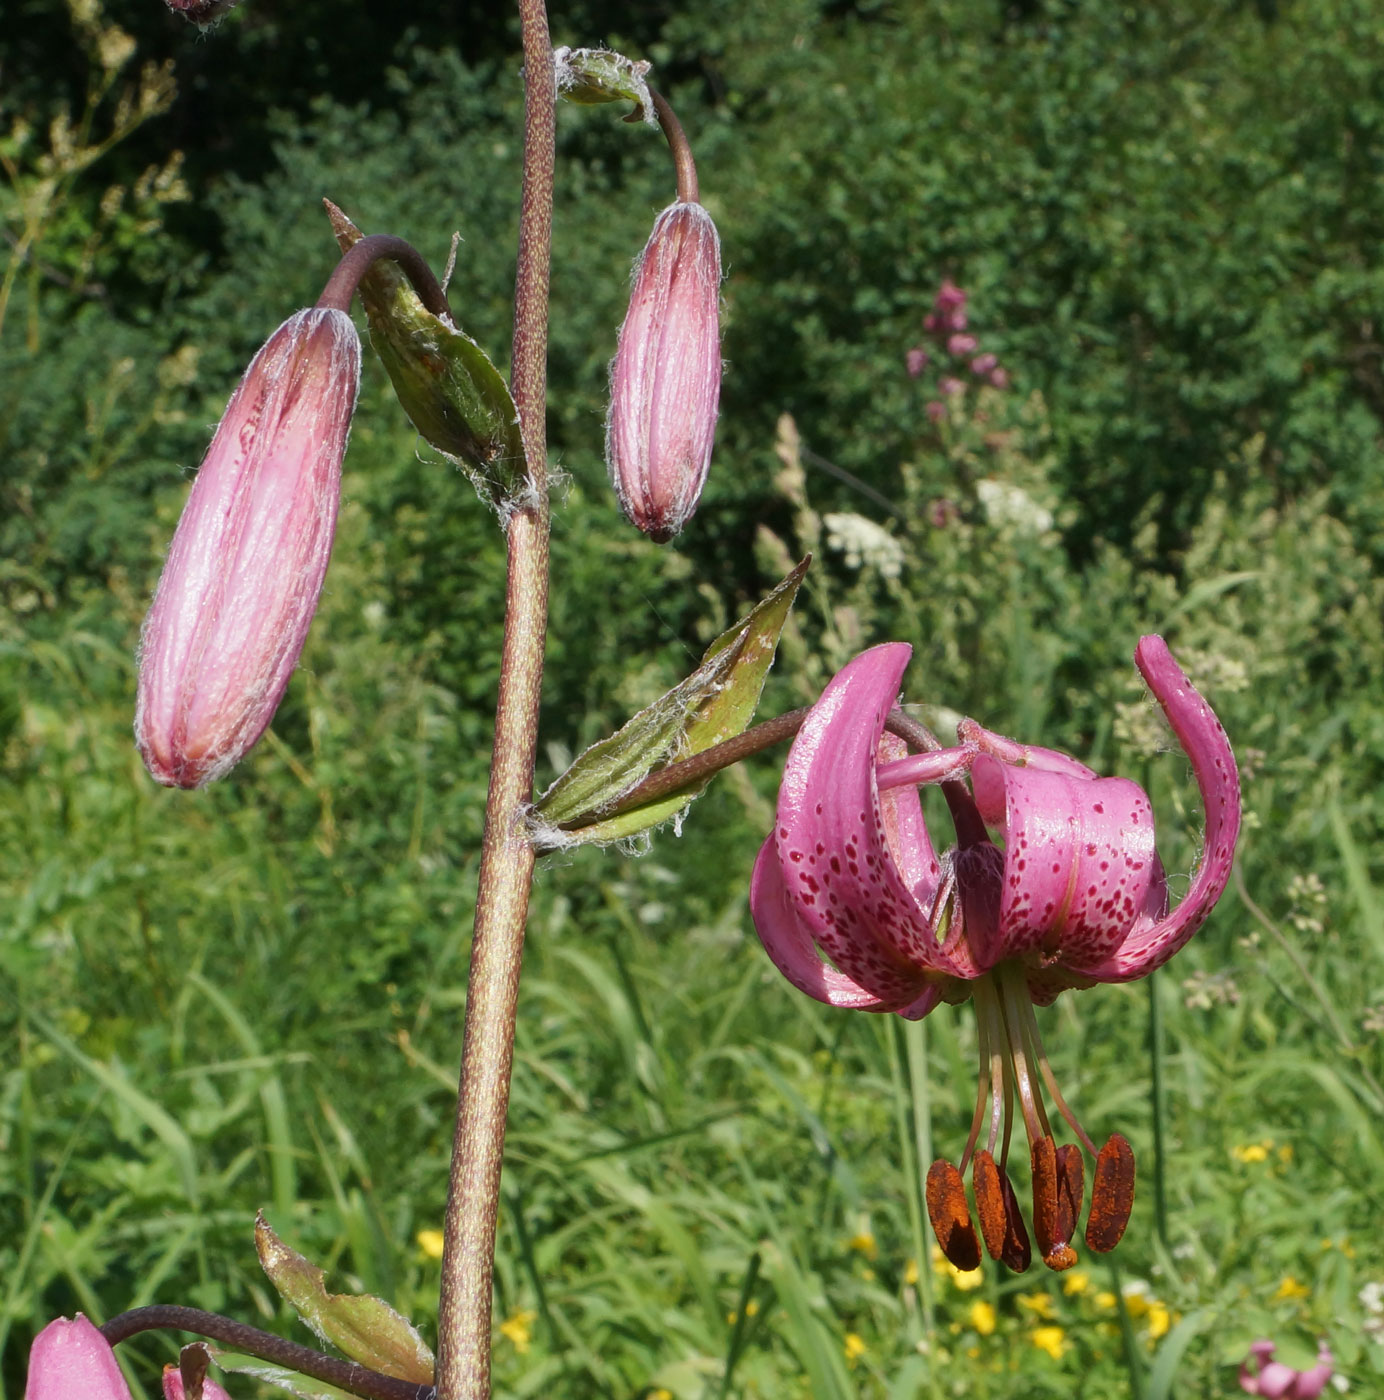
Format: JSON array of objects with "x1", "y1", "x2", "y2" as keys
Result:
[
  {"x1": 25, "y1": 1316, "x2": 132, "y2": 1400},
  {"x1": 163, "y1": 1366, "x2": 233, "y2": 1400},
  {"x1": 606, "y1": 201, "x2": 721, "y2": 543},
  {"x1": 135, "y1": 307, "x2": 361, "y2": 788}
]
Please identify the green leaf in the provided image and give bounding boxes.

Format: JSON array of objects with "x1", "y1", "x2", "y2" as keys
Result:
[
  {"x1": 255, "y1": 1213, "x2": 435, "y2": 1385},
  {"x1": 326, "y1": 201, "x2": 524, "y2": 502},
  {"x1": 532, "y1": 558, "x2": 809, "y2": 847}
]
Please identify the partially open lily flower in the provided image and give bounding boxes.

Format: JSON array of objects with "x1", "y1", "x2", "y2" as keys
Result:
[{"x1": 750, "y1": 636, "x2": 1240, "y2": 1272}]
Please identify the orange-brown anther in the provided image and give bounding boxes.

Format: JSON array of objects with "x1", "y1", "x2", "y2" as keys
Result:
[
  {"x1": 1055, "y1": 1143, "x2": 1085, "y2": 1250},
  {"x1": 926, "y1": 1159, "x2": 981, "y2": 1272},
  {"x1": 1085, "y1": 1132, "x2": 1136, "y2": 1254},
  {"x1": 997, "y1": 1168, "x2": 1033, "y2": 1273},
  {"x1": 971, "y1": 1150, "x2": 1008, "y2": 1262},
  {"x1": 1030, "y1": 1136, "x2": 1078, "y2": 1271},
  {"x1": 973, "y1": 1152, "x2": 1032, "y2": 1272}
]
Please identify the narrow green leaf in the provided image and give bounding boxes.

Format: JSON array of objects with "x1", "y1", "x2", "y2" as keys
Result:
[
  {"x1": 255, "y1": 1213, "x2": 435, "y2": 1385},
  {"x1": 327, "y1": 201, "x2": 524, "y2": 501},
  {"x1": 532, "y1": 558, "x2": 809, "y2": 846}
]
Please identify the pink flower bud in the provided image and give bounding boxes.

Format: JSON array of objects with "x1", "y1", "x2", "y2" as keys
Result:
[
  {"x1": 26, "y1": 1316, "x2": 132, "y2": 1400},
  {"x1": 606, "y1": 201, "x2": 722, "y2": 543},
  {"x1": 164, "y1": 1366, "x2": 234, "y2": 1400},
  {"x1": 905, "y1": 346, "x2": 929, "y2": 378},
  {"x1": 136, "y1": 308, "x2": 361, "y2": 787},
  {"x1": 988, "y1": 366, "x2": 1010, "y2": 389},
  {"x1": 925, "y1": 400, "x2": 948, "y2": 423},
  {"x1": 947, "y1": 333, "x2": 978, "y2": 357},
  {"x1": 971, "y1": 352, "x2": 998, "y2": 376},
  {"x1": 938, "y1": 375, "x2": 966, "y2": 397}
]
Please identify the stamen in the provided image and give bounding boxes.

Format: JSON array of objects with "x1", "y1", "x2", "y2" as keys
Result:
[
  {"x1": 972, "y1": 1150, "x2": 1031, "y2": 1272},
  {"x1": 1018, "y1": 991, "x2": 1100, "y2": 1157},
  {"x1": 958, "y1": 986, "x2": 995, "y2": 1174},
  {"x1": 926, "y1": 1159, "x2": 981, "y2": 1271},
  {"x1": 1086, "y1": 1133, "x2": 1137, "y2": 1253},
  {"x1": 1030, "y1": 1136, "x2": 1078, "y2": 1272},
  {"x1": 1055, "y1": 1143, "x2": 1085, "y2": 1250},
  {"x1": 993, "y1": 981, "x2": 1045, "y2": 1146}
]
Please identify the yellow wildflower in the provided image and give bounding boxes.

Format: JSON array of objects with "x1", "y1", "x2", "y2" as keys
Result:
[
  {"x1": 1277, "y1": 1143, "x2": 1294, "y2": 1167},
  {"x1": 931, "y1": 1245, "x2": 984, "y2": 1291},
  {"x1": 1017, "y1": 1292, "x2": 1057, "y2": 1321},
  {"x1": 499, "y1": 1309, "x2": 537, "y2": 1353},
  {"x1": 1232, "y1": 1140, "x2": 1272, "y2": 1164},
  {"x1": 1272, "y1": 1276, "x2": 1310, "y2": 1302},
  {"x1": 1095, "y1": 1291, "x2": 1119, "y2": 1312},
  {"x1": 649, "y1": 1391, "x2": 673, "y2": 1400},
  {"x1": 1030, "y1": 1326, "x2": 1068, "y2": 1360},
  {"x1": 416, "y1": 1228, "x2": 445, "y2": 1260},
  {"x1": 1062, "y1": 1270, "x2": 1090, "y2": 1296},
  {"x1": 1146, "y1": 1302, "x2": 1171, "y2": 1340},
  {"x1": 1121, "y1": 1280, "x2": 1153, "y2": 1318},
  {"x1": 844, "y1": 1333, "x2": 867, "y2": 1366},
  {"x1": 847, "y1": 1229, "x2": 878, "y2": 1260},
  {"x1": 969, "y1": 1300, "x2": 997, "y2": 1336},
  {"x1": 903, "y1": 1258, "x2": 920, "y2": 1286}
]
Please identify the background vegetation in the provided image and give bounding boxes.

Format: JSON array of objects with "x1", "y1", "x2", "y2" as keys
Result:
[{"x1": 4, "y1": 0, "x2": 1384, "y2": 1395}]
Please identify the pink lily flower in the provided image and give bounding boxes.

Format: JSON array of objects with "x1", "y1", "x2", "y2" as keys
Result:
[
  {"x1": 1240, "y1": 1339, "x2": 1334, "y2": 1398},
  {"x1": 135, "y1": 307, "x2": 360, "y2": 787},
  {"x1": 750, "y1": 636, "x2": 1240, "y2": 1271},
  {"x1": 26, "y1": 1315, "x2": 133, "y2": 1400}
]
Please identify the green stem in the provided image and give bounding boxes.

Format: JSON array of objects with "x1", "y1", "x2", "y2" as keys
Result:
[
  {"x1": 433, "y1": 4, "x2": 554, "y2": 1397},
  {"x1": 1147, "y1": 972, "x2": 1170, "y2": 1253}
]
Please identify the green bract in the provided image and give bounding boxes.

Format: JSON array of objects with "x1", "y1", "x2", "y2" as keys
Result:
[
  {"x1": 532, "y1": 558, "x2": 809, "y2": 847},
  {"x1": 327, "y1": 201, "x2": 524, "y2": 504}
]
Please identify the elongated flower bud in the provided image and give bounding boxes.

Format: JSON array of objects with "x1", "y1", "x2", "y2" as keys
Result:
[
  {"x1": 606, "y1": 201, "x2": 721, "y2": 543},
  {"x1": 136, "y1": 307, "x2": 360, "y2": 788},
  {"x1": 26, "y1": 1315, "x2": 132, "y2": 1400}
]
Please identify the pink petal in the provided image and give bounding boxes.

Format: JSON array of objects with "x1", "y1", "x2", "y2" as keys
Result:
[
  {"x1": 970, "y1": 757, "x2": 1167, "y2": 970},
  {"x1": 1082, "y1": 636, "x2": 1241, "y2": 981},
  {"x1": 750, "y1": 837, "x2": 900, "y2": 1010},
  {"x1": 752, "y1": 644, "x2": 974, "y2": 1002},
  {"x1": 26, "y1": 1316, "x2": 133, "y2": 1400}
]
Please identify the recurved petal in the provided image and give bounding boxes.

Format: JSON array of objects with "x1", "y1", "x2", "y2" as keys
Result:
[
  {"x1": 765, "y1": 644, "x2": 973, "y2": 997},
  {"x1": 970, "y1": 757, "x2": 1166, "y2": 969},
  {"x1": 750, "y1": 836, "x2": 902, "y2": 1009},
  {"x1": 1081, "y1": 635, "x2": 1241, "y2": 982}
]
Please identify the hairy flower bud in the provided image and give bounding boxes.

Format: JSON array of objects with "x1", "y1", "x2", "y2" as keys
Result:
[
  {"x1": 26, "y1": 1316, "x2": 132, "y2": 1400},
  {"x1": 606, "y1": 201, "x2": 721, "y2": 543},
  {"x1": 136, "y1": 308, "x2": 360, "y2": 788}
]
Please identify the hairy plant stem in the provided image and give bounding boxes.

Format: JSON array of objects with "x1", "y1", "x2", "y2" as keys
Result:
[
  {"x1": 649, "y1": 89, "x2": 699, "y2": 204},
  {"x1": 100, "y1": 1307, "x2": 431, "y2": 1400},
  {"x1": 433, "y1": 6, "x2": 554, "y2": 1399}
]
